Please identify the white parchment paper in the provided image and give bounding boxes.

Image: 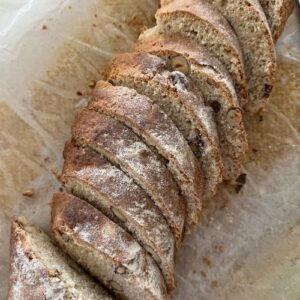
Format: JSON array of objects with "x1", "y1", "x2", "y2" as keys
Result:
[{"x1": 0, "y1": 1, "x2": 299, "y2": 299}]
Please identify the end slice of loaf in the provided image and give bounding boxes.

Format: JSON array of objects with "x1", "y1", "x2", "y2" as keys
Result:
[
  {"x1": 71, "y1": 108, "x2": 185, "y2": 246},
  {"x1": 206, "y1": 0, "x2": 277, "y2": 112},
  {"x1": 104, "y1": 51, "x2": 223, "y2": 199},
  {"x1": 135, "y1": 33, "x2": 248, "y2": 182},
  {"x1": 259, "y1": 0, "x2": 294, "y2": 41},
  {"x1": 154, "y1": 0, "x2": 248, "y2": 108},
  {"x1": 89, "y1": 81, "x2": 203, "y2": 230},
  {"x1": 62, "y1": 141, "x2": 176, "y2": 290},
  {"x1": 51, "y1": 192, "x2": 168, "y2": 300},
  {"x1": 8, "y1": 217, "x2": 111, "y2": 300}
]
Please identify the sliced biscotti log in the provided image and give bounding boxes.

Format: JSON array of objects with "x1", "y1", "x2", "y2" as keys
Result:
[
  {"x1": 104, "y1": 52, "x2": 223, "y2": 199},
  {"x1": 135, "y1": 33, "x2": 248, "y2": 182},
  {"x1": 89, "y1": 81, "x2": 203, "y2": 230},
  {"x1": 204, "y1": 0, "x2": 277, "y2": 112},
  {"x1": 259, "y1": 0, "x2": 294, "y2": 41},
  {"x1": 71, "y1": 108, "x2": 185, "y2": 246},
  {"x1": 153, "y1": 0, "x2": 248, "y2": 108},
  {"x1": 8, "y1": 217, "x2": 112, "y2": 300},
  {"x1": 62, "y1": 141, "x2": 176, "y2": 290},
  {"x1": 51, "y1": 193, "x2": 168, "y2": 300}
]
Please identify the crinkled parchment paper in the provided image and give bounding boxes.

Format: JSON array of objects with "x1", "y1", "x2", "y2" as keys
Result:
[{"x1": 0, "y1": 1, "x2": 299, "y2": 299}]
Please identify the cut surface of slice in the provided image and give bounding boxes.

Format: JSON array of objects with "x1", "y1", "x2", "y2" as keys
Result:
[
  {"x1": 135, "y1": 33, "x2": 248, "y2": 181},
  {"x1": 62, "y1": 141, "x2": 176, "y2": 290},
  {"x1": 8, "y1": 217, "x2": 111, "y2": 300},
  {"x1": 259, "y1": 0, "x2": 294, "y2": 41},
  {"x1": 204, "y1": 0, "x2": 277, "y2": 112},
  {"x1": 154, "y1": 0, "x2": 248, "y2": 108},
  {"x1": 89, "y1": 81, "x2": 203, "y2": 229},
  {"x1": 105, "y1": 51, "x2": 223, "y2": 199},
  {"x1": 51, "y1": 192, "x2": 168, "y2": 300},
  {"x1": 71, "y1": 108, "x2": 185, "y2": 245}
]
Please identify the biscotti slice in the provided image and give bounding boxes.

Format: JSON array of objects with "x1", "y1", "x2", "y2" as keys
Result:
[
  {"x1": 8, "y1": 217, "x2": 112, "y2": 300},
  {"x1": 135, "y1": 33, "x2": 248, "y2": 181},
  {"x1": 153, "y1": 0, "x2": 248, "y2": 108},
  {"x1": 62, "y1": 141, "x2": 176, "y2": 290},
  {"x1": 71, "y1": 108, "x2": 185, "y2": 245},
  {"x1": 51, "y1": 193, "x2": 168, "y2": 300},
  {"x1": 204, "y1": 0, "x2": 277, "y2": 112},
  {"x1": 259, "y1": 0, "x2": 294, "y2": 41},
  {"x1": 89, "y1": 81, "x2": 203, "y2": 230},
  {"x1": 104, "y1": 52, "x2": 223, "y2": 199}
]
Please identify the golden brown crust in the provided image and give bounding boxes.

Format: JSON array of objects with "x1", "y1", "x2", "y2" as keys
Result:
[
  {"x1": 71, "y1": 108, "x2": 186, "y2": 245},
  {"x1": 89, "y1": 81, "x2": 203, "y2": 230},
  {"x1": 51, "y1": 193, "x2": 168, "y2": 300}
]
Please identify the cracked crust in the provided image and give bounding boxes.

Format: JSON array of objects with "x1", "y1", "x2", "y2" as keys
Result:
[
  {"x1": 135, "y1": 32, "x2": 248, "y2": 182},
  {"x1": 71, "y1": 108, "x2": 186, "y2": 245},
  {"x1": 62, "y1": 141, "x2": 176, "y2": 290},
  {"x1": 51, "y1": 193, "x2": 168, "y2": 300},
  {"x1": 89, "y1": 81, "x2": 203, "y2": 230},
  {"x1": 104, "y1": 51, "x2": 223, "y2": 199}
]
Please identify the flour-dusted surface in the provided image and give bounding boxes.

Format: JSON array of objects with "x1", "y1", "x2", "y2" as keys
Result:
[
  {"x1": 0, "y1": 1, "x2": 299, "y2": 299},
  {"x1": 9, "y1": 218, "x2": 111, "y2": 300},
  {"x1": 72, "y1": 109, "x2": 186, "y2": 245},
  {"x1": 52, "y1": 193, "x2": 168, "y2": 300},
  {"x1": 89, "y1": 82, "x2": 203, "y2": 228},
  {"x1": 62, "y1": 142, "x2": 176, "y2": 288}
]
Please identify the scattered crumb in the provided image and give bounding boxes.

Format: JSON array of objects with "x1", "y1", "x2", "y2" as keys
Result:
[
  {"x1": 211, "y1": 281, "x2": 219, "y2": 288},
  {"x1": 259, "y1": 115, "x2": 264, "y2": 122},
  {"x1": 52, "y1": 170, "x2": 62, "y2": 181},
  {"x1": 92, "y1": 23, "x2": 97, "y2": 28},
  {"x1": 68, "y1": 5, "x2": 72, "y2": 9},
  {"x1": 22, "y1": 190, "x2": 34, "y2": 197},
  {"x1": 221, "y1": 198, "x2": 229, "y2": 209},
  {"x1": 88, "y1": 80, "x2": 97, "y2": 88},
  {"x1": 252, "y1": 148, "x2": 258, "y2": 153},
  {"x1": 202, "y1": 256, "x2": 212, "y2": 268},
  {"x1": 42, "y1": 25, "x2": 48, "y2": 30},
  {"x1": 200, "y1": 271, "x2": 207, "y2": 278},
  {"x1": 76, "y1": 91, "x2": 83, "y2": 96},
  {"x1": 94, "y1": 14, "x2": 98, "y2": 18},
  {"x1": 235, "y1": 173, "x2": 247, "y2": 193},
  {"x1": 213, "y1": 243, "x2": 224, "y2": 254},
  {"x1": 44, "y1": 157, "x2": 50, "y2": 162}
]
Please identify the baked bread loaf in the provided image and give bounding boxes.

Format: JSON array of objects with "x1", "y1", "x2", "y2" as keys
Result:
[
  {"x1": 89, "y1": 81, "x2": 203, "y2": 229},
  {"x1": 8, "y1": 1, "x2": 294, "y2": 298},
  {"x1": 62, "y1": 141, "x2": 176, "y2": 290},
  {"x1": 104, "y1": 51, "x2": 223, "y2": 199},
  {"x1": 204, "y1": 0, "x2": 277, "y2": 112},
  {"x1": 154, "y1": 0, "x2": 248, "y2": 107},
  {"x1": 259, "y1": 0, "x2": 294, "y2": 41},
  {"x1": 8, "y1": 217, "x2": 112, "y2": 300},
  {"x1": 51, "y1": 192, "x2": 168, "y2": 300},
  {"x1": 71, "y1": 108, "x2": 185, "y2": 246},
  {"x1": 135, "y1": 33, "x2": 248, "y2": 182}
]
